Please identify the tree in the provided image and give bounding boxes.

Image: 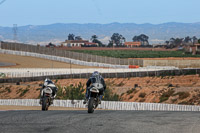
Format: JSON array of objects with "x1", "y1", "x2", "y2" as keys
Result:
[
  {"x1": 46, "y1": 42, "x2": 55, "y2": 47},
  {"x1": 132, "y1": 34, "x2": 149, "y2": 46},
  {"x1": 168, "y1": 37, "x2": 183, "y2": 48},
  {"x1": 183, "y1": 36, "x2": 192, "y2": 45},
  {"x1": 192, "y1": 36, "x2": 198, "y2": 44},
  {"x1": 91, "y1": 35, "x2": 103, "y2": 47},
  {"x1": 107, "y1": 40, "x2": 113, "y2": 47},
  {"x1": 165, "y1": 41, "x2": 169, "y2": 45},
  {"x1": 198, "y1": 39, "x2": 200, "y2": 44},
  {"x1": 174, "y1": 38, "x2": 183, "y2": 46},
  {"x1": 75, "y1": 36, "x2": 82, "y2": 40},
  {"x1": 91, "y1": 35, "x2": 98, "y2": 41},
  {"x1": 110, "y1": 33, "x2": 125, "y2": 47},
  {"x1": 68, "y1": 34, "x2": 75, "y2": 40}
]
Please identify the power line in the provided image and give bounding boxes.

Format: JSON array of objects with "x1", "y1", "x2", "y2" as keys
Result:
[{"x1": 0, "y1": 0, "x2": 6, "y2": 5}]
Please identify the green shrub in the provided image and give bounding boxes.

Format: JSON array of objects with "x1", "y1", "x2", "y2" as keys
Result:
[
  {"x1": 56, "y1": 82, "x2": 85, "y2": 100},
  {"x1": 20, "y1": 88, "x2": 29, "y2": 97},
  {"x1": 159, "y1": 97, "x2": 169, "y2": 103},
  {"x1": 171, "y1": 98, "x2": 177, "y2": 103},
  {"x1": 105, "y1": 80, "x2": 115, "y2": 86},
  {"x1": 139, "y1": 92, "x2": 146, "y2": 98},
  {"x1": 126, "y1": 89, "x2": 134, "y2": 95},
  {"x1": 178, "y1": 101, "x2": 190, "y2": 105},
  {"x1": 159, "y1": 89, "x2": 175, "y2": 103},
  {"x1": 55, "y1": 82, "x2": 120, "y2": 101},
  {"x1": 129, "y1": 95, "x2": 133, "y2": 99},
  {"x1": 117, "y1": 81, "x2": 125, "y2": 86},
  {"x1": 121, "y1": 93, "x2": 125, "y2": 96},
  {"x1": 5, "y1": 87, "x2": 11, "y2": 93},
  {"x1": 174, "y1": 92, "x2": 190, "y2": 100},
  {"x1": 104, "y1": 87, "x2": 120, "y2": 101},
  {"x1": 71, "y1": 50, "x2": 200, "y2": 58}
]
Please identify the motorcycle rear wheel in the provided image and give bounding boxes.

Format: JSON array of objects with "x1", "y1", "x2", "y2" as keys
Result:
[{"x1": 88, "y1": 97, "x2": 95, "y2": 113}]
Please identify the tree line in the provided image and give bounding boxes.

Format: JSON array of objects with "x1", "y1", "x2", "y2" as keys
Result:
[
  {"x1": 67, "y1": 33, "x2": 150, "y2": 47},
  {"x1": 165, "y1": 36, "x2": 200, "y2": 49},
  {"x1": 66, "y1": 33, "x2": 200, "y2": 48}
]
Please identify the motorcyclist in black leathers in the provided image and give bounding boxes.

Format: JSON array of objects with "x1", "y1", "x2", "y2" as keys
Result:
[{"x1": 83, "y1": 71, "x2": 106, "y2": 104}]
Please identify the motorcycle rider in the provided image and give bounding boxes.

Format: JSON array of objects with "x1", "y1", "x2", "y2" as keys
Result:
[
  {"x1": 39, "y1": 78, "x2": 58, "y2": 104},
  {"x1": 83, "y1": 71, "x2": 106, "y2": 104}
]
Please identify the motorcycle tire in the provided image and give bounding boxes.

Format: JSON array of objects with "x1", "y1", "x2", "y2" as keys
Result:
[
  {"x1": 42, "y1": 97, "x2": 49, "y2": 111},
  {"x1": 88, "y1": 97, "x2": 95, "y2": 113}
]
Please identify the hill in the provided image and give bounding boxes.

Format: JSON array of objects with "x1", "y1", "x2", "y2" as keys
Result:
[
  {"x1": 1, "y1": 75, "x2": 200, "y2": 105},
  {"x1": 1, "y1": 22, "x2": 200, "y2": 44}
]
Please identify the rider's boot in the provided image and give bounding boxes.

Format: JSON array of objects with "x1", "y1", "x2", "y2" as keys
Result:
[
  {"x1": 83, "y1": 98, "x2": 88, "y2": 104},
  {"x1": 83, "y1": 91, "x2": 89, "y2": 104},
  {"x1": 99, "y1": 95, "x2": 104, "y2": 104},
  {"x1": 39, "y1": 98, "x2": 42, "y2": 105}
]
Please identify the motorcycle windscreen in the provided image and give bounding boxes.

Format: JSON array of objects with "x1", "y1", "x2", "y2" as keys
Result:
[{"x1": 43, "y1": 87, "x2": 53, "y2": 94}]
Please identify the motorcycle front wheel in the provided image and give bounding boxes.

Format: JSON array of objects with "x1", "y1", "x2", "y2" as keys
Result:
[
  {"x1": 88, "y1": 97, "x2": 95, "y2": 113},
  {"x1": 42, "y1": 97, "x2": 49, "y2": 111}
]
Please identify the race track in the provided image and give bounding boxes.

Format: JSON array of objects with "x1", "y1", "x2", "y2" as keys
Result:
[{"x1": 0, "y1": 110, "x2": 200, "y2": 133}]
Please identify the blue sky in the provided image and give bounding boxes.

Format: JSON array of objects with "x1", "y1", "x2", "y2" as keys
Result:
[{"x1": 0, "y1": 0, "x2": 200, "y2": 27}]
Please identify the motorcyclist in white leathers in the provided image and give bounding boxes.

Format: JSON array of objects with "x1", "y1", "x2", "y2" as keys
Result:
[{"x1": 39, "y1": 78, "x2": 58, "y2": 104}]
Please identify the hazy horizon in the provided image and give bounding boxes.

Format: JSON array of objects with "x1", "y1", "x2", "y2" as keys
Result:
[
  {"x1": 1, "y1": 21, "x2": 200, "y2": 28},
  {"x1": 0, "y1": 0, "x2": 200, "y2": 27}
]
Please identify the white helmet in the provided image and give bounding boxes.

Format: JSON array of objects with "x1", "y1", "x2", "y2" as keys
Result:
[
  {"x1": 45, "y1": 78, "x2": 51, "y2": 82},
  {"x1": 44, "y1": 78, "x2": 53, "y2": 86}
]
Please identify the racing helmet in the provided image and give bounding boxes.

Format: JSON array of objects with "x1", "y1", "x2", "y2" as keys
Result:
[
  {"x1": 92, "y1": 71, "x2": 99, "y2": 77},
  {"x1": 44, "y1": 78, "x2": 53, "y2": 86}
]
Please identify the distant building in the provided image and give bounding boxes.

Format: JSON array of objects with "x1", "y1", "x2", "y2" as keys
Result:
[
  {"x1": 83, "y1": 42, "x2": 98, "y2": 47},
  {"x1": 61, "y1": 40, "x2": 88, "y2": 47},
  {"x1": 124, "y1": 42, "x2": 141, "y2": 47},
  {"x1": 61, "y1": 40, "x2": 98, "y2": 47},
  {"x1": 185, "y1": 44, "x2": 200, "y2": 55}
]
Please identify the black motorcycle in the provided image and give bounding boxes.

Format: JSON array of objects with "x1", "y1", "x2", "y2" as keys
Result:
[{"x1": 87, "y1": 83, "x2": 103, "y2": 113}]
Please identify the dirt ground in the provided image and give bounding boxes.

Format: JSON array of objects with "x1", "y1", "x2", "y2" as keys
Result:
[
  {"x1": 0, "y1": 53, "x2": 95, "y2": 68},
  {"x1": 1, "y1": 75, "x2": 200, "y2": 105}
]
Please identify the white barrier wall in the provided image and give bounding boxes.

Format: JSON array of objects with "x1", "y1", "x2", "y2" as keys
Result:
[
  {"x1": 0, "y1": 99, "x2": 200, "y2": 111},
  {"x1": 0, "y1": 67, "x2": 178, "y2": 78},
  {"x1": 0, "y1": 49, "x2": 129, "y2": 68},
  {"x1": 0, "y1": 49, "x2": 179, "y2": 70}
]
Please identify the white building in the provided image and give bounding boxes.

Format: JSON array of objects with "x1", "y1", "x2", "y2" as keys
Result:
[{"x1": 61, "y1": 40, "x2": 98, "y2": 47}]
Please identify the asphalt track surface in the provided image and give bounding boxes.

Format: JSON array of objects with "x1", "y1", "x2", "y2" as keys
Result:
[
  {"x1": 0, "y1": 110, "x2": 200, "y2": 133},
  {"x1": 0, "y1": 62, "x2": 16, "y2": 67}
]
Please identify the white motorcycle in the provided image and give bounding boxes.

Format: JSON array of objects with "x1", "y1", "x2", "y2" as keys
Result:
[{"x1": 40, "y1": 84, "x2": 56, "y2": 111}]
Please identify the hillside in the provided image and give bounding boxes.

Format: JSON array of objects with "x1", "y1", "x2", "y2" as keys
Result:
[
  {"x1": 1, "y1": 22, "x2": 200, "y2": 44},
  {"x1": 1, "y1": 75, "x2": 200, "y2": 105}
]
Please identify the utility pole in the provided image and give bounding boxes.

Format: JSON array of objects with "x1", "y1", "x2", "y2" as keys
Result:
[
  {"x1": 70, "y1": 60, "x2": 72, "y2": 79},
  {"x1": 13, "y1": 24, "x2": 18, "y2": 42}
]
